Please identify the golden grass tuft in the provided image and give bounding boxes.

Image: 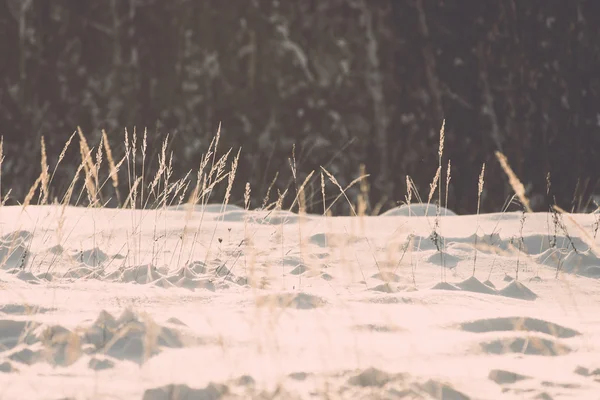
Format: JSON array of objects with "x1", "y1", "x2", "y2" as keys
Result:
[
  {"x1": 77, "y1": 127, "x2": 98, "y2": 205},
  {"x1": 427, "y1": 166, "x2": 441, "y2": 205},
  {"x1": 495, "y1": 151, "x2": 531, "y2": 212},
  {"x1": 49, "y1": 131, "x2": 76, "y2": 189},
  {"x1": 0, "y1": 136, "x2": 3, "y2": 203},
  {"x1": 358, "y1": 164, "x2": 369, "y2": 217},
  {"x1": 477, "y1": 163, "x2": 485, "y2": 215},
  {"x1": 102, "y1": 130, "x2": 119, "y2": 190},
  {"x1": 320, "y1": 166, "x2": 369, "y2": 217},
  {"x1": 77, "y1": 127, "x2": 97, "y2": 183},
  {"x1": 40, "y1": 136, "x2": 50, "y2": 205},
  {"x1": 553, "y1": 205, "x2": 600, "y2": 256},
  {"x1": 444, "y1": 160, "x2": 452, "y2": 215},
  {"x1": 438, "y1": 119, "x2": 445, "y2": 161},
  {"x1": 262, "y1": 172, "x2": 279, "y2": 210},
  {"x1": 320, "y1": 171, "x2": 326, "y2": 215},
  {"x1": 224, "y1": 148, "x2": 241, "y2": 208},
  {"x1": 23, "y1": 176, "x2": 42, "y2": 208},
  {"x1": 405, "y1": 175, "x2": 412, "y2": 206},
  {"x1": 290, "y1": 171, "x2": 315, "y2": 213},
  {"x1": 437, "y1": 119, "x2": 446, "y2": 216},
  {"x1": 244, "y1": 182, "x2": 251, "y2": 210}
]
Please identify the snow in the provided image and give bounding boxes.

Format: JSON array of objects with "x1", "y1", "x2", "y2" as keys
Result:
[{"x1": 0, "y1": 204, "x2": 599, "y2": 399}]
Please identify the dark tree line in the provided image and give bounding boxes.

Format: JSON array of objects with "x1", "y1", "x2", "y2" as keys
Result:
[{"x1": 1, "y1": 0, "x2": 599, "y2": 214}]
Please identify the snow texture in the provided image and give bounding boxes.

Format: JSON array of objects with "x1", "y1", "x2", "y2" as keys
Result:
[{"x1": 0, "y1": 205, "x2": 599, "y2": 399}]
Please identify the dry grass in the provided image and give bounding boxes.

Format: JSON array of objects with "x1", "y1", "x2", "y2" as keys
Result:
[
  {"x1": 472, "y1": 163, "x2": 486, "y2": 276},
  {"x1": 495, "y1": 151, "x2": 532, "y2": 212},
  {"x1": 2, "y1": 122, "x2": 597, "y2": 292},
  {"x1": 1, "y1": 123, "x2": 598, "y2": 392}
]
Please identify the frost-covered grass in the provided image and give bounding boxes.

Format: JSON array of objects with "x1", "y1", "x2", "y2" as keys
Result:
[{"x1": 0, "y1": 126, "x2": 599, "y2": 399}]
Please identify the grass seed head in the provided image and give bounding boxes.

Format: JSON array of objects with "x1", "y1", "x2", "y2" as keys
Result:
[{"x1": 495, "y1": 151, "x2": 531, "y2": 212}]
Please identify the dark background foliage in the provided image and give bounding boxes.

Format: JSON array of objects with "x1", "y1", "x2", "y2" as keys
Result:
[{"x1": 1, "y1": 0, "x2": 599, "y2": 214}]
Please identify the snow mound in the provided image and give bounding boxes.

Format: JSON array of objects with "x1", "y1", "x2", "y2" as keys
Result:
[
  {"x1": 0, "y1": 309, "x2": 194, "y2": 369},
  {"x1": 168, "y1": 276, "x2": 216, "y2": 291},
  {"x1": 174, "y1": 260, "x2": 208, "y2": 276},
  {"x1": 88, "y1": 357, "x2": 115, "y2": 370},
  {"x1": 431, "y1": 282, "x2": 460, "y2": 291},
  {"x1": 282, "y1": 255, "x2": 304, "y2": 267},
  {"x1": 1, "y1": 322, "x2": 81, "y2": 367},
  {"x1": 447, "y1": 233, "x2": 504, "y2": 254},
  {"x1": 459, "y1": 316, "x2": 580, "y2": 338},
  {"x1": 408, "y1": 235, "x2": 441, "y2": 251},
  {"x1": 455, "y1": 276, "x2": 497, "y2": 295},
  {"x1": 1, "y1": 231, "x2": 32, "y2": 242},
  {"x1": 425, "y1": 251, "x2": 461, "y2": 268},
  {"x1": 256, "y1": 292, "x2": 326, "y2": 309},
  {"x1": 309, "y1": 232, "x2": 360, "y2": 247},
  {"x1": 0, "y1": 230, "x2": 31, "y2": 270},
  {"x1": 483, "y1": 279, "x2": 495, "y2": 288},
  {"x1": 416, "y1": 379, "x2": 470, "y2": 400},
  {"x1": 347, "y1": 367, "x2": 399, "y2": 387},
  {"x1": 371, "y1": 272, "x2": 403, "y2": 282},
  {"x1": 166, "y1": 203, "x2": 243, "y2": 213},
  {"x1": 83, "y1": 309, "x2": 191, "y2": 364},
  {"x1": 289, "y1": 371, "x2": 311, "y2": 381},
  {"x1": 0, "y1": 304, "x2": 53, "y2": 315},
  {"x1": 481, "y1": 335, "x2": 571, "y2": 356},
  {"x1": 46, "y1": 244, "x2": 65, "y2": 255},
  {"x1": 220, "y1": 209, "x2": 250, "y2": 222},
  {"x1": 260, "y1": 209, "x2": 306, "y2": 225},
  {"x1": 11, "y1": 270, "x2": 40, "y2": 283},
  {"x1": 369, "y1": 283, "x2": 399, "y2": 293},
  {"x1": 320, "y1": 272, "x2": 334, "y2": 281},
  {"x1": 549, "y1": 249, "x2": 600, "y2": 278},
  {"x1": 0, "y1": 319, "x2": 39, "y2": 350},
  {"x1": 488, "y1": 369, "x2": 530, "y2": 384},
  {"x1": 152, "y1": 277, "x2": 175, "y2": 288},
  {"x1": 36, "y1": 272, "x2": 55, "y2": 281},
  {"x1": 62, "y1": 266, "x2": 103, "y2": 279},
  {"x1": 289, "y1": 264, "x2": 309, "y2": 275},
  {"x1": 516, "y1": 234, "x2": 590, "y2": 255},
  {"x1": 164, "y1": 261, "x2": 224, "y2": 290},
  {"x1": 119, "y1": 264, "x2": 164, "y2": 284},
  {"x1": 70, "y1": 247, "x2": 108, "y2": 267},
  {"x1": 574, "y1": 365, "x2": 600, "y2": 377},
  {"x1": 0, "y1": 361, "x2": 15, "y2": 373},
  {"x1": 142, "y1": 382, "x2": 229, "y2": 400},
  {"x1": 381, "y1": 203, "x2": 457, "y2": 217},
  {"x1": 498, "y1": 281, "x2": 538, "y2": 301}
]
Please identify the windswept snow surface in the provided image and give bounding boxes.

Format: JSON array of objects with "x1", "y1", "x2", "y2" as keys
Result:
[{"x1": 0, "y1": 204, "x2": 599, "y2": 399}]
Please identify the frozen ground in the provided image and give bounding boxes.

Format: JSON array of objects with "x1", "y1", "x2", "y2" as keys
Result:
[{"x1": 0, "y1": 204, "x2": 599, "y2": 399}]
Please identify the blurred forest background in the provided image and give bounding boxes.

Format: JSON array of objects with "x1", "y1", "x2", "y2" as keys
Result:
[{"x1": 1, "y1": 0, "x2": 599, "y2": 214}]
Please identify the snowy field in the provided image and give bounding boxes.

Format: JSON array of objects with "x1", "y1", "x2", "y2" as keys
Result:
[{"x1": 0, "y1": 203, "x2": 599, "y2": 399}]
